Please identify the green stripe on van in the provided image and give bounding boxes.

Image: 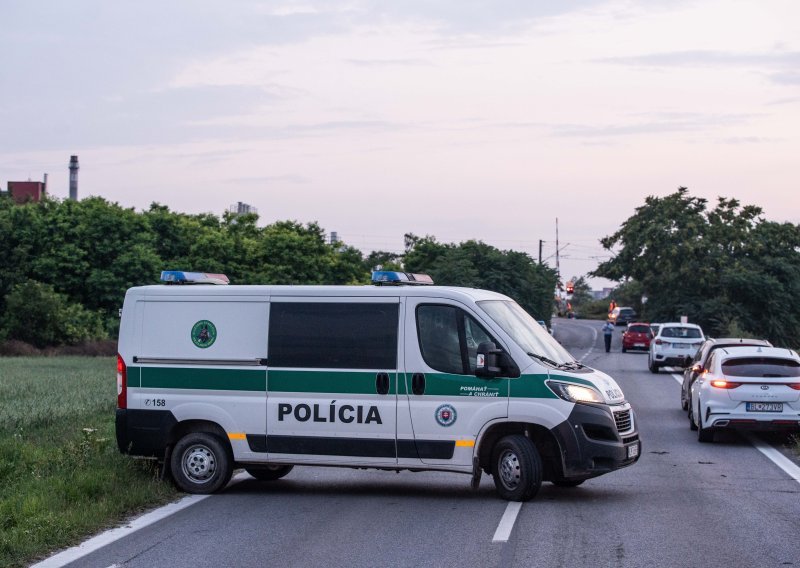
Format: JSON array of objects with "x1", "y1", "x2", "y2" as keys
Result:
[
  {"x1": 509, "y1": 374, "x2": 558, "y2": 399},
  {"x1": 137, "y1": 366, "x2": 266, "y2": 391},
  {"x1": 509, "y1": 373, "x2": 594, "y2": 399},
  {"x1": 268, "y1": 370, "x2": 396, "y2": 395}
]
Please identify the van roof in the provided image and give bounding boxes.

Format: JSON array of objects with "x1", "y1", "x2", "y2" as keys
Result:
[{"x1": 127, "y1": 284, "x2": 512, "y2": 303}]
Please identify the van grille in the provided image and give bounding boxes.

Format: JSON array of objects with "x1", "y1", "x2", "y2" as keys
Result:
[{"x1": 614, "y1": 409, "x2": 632, "y2": 433}]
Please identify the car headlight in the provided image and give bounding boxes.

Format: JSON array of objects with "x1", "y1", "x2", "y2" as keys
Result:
[{"x1": 546, "y1": 381, "x2": 605, "y2": 404}]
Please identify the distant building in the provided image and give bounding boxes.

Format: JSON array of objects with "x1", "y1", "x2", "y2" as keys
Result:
[
  {"x1": 229, "y1": 202, "x2": 258, "y2": 215},
  {"x1": 5, "y1": 179, "x2": 46, "y2": 204}
]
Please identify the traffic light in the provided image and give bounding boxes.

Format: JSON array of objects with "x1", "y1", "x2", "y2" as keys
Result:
[{"x1": 566, "y1": 281, "x2": 574, "y2": 294}]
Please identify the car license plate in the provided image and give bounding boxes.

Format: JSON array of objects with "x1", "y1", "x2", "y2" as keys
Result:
[
  {"x1": 627, "y1": 444, "x2": 639, "y2": 459},
  {"x1": 634, "y1": 343, "x2": 644, "y2": 347},
  {"x1": 676, "y1": 344, "x2": 690, "y2": 349},
  {"x1": 746, "y1": 402, "x2": 783, "y2": 412}
]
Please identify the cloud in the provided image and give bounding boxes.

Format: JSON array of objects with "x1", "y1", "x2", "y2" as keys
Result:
[
  {"x1": 346, "y1": 58, "x2": 432, "y2": 67},
  {"x1": 598, "y1": 50, "x2": 800, "y2": 85},
  {"x1": 226, "y1": 174, "x2": 311, "y2": 185}
]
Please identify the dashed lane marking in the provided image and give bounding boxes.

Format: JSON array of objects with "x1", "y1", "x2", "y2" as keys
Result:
[{"x1": 492, "y1": 501, "x2": 523, "y2": 543}]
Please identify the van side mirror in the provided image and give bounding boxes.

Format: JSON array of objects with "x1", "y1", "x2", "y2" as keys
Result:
[
  {"x1": 691, "y1": 363, "x2": 703, "y2": 373},
  {"x1": 475, "y1": 342, "x2": 520, "y2": 378}
]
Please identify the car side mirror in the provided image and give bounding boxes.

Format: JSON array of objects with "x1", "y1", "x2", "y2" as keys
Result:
[
  {"x1": 691, "y1": 363, "x2": 702, "y2": 373},
  {"x1": 475, "y1": 342, "x2": 520, "y2": 379}
]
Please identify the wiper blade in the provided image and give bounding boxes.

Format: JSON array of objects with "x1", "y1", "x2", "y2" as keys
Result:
[
  {"x1": 558, "y1": 361, "x2": 585, "y2": 370},
  {"x1": 527, "y1": 352, "x2": 559, "y2": 367}
]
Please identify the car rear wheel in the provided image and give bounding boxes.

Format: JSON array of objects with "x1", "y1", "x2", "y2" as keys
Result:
[
  {"x1": 170, "y1": 432, "x2": 233, "y2": 494},
  {"x1": 622, "y1": 346, "x2": 627, "y2": 353},
  {"x1": 688, "y1": 397, "x2": 698, "y2": 431},
  {"x1": 680, "y1": 389, "x2": 688, "y2": 411},
  {"x1": 648, "y1": 357, "x2": 660, "y2": 374}
]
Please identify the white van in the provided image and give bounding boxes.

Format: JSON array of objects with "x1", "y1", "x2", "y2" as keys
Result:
[{"x1": 116, "y1": 270, "x2": 640, "y2": 501}]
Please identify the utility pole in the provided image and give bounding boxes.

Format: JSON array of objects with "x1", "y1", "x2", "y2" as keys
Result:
[
  {"x1": 538, "y1": 240, "x2": 543, "y2": 265},
  {"x1": 555, "y1": 218, "x2": 560, "y2": 284}
]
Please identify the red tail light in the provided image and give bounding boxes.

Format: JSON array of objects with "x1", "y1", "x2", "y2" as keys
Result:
[
  {"x1": 117, "y1": 354, "x2": 127, "y2": 409},
  {"x1": 710, "y1": 379, "x2": 741, "y2": 389},
  {"x1": 655, "y1": 339, "x2": 663, "y2": 345},
  {"x1": 788, "y1": 384, "x2": 800, "y2": 390}
]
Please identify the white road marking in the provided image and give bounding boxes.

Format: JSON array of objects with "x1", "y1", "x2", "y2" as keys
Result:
[
  {"x1": 578, "y1": 326, "x2": 598, "y2": 362},
  {"x1": 31, "y1": 473, "x2": 247, "y2": 568},
  {"x1": 668, "y1": 371, "x2": 800, "y2": 486},
  {"x1": 745, "y1": 434, "x2": 800, "y2": 486},
  {"x1": 492, "y1": 501, "x2": 523, "y2": 542}
]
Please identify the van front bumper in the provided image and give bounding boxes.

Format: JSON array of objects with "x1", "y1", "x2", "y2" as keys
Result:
[{"x1": 550, "y1": 403, "x2": 641, "y2": 481}]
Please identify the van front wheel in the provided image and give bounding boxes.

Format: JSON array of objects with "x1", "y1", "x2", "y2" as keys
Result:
[
  {"x1": 491, "y1": 435, "x2": 542, "y2": 501},
  {"x1": 170, "y1": 432, "x2": 233, "y2": 494}
]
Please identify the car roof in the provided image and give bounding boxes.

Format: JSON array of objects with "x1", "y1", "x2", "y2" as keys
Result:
[
  {"x1": 660, "y1": 322, "x2": 702, "y2": 329},
  {"x1": 626, "y1": 322, "x2": 650, "y2": 327},
  {"x1": 715, "y1": 345, "x2": 799, "y2": 361},
  {"x1": 709, "y1": 338, "x2": 772, "y2": 347}
]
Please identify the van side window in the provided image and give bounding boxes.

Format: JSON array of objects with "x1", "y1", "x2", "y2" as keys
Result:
[
  {"x1": 269, "y1": 303, "x2": 398, "y2": 369},
  {"x1": 417, "y1": 305, "x2": 496, "y2": 375}
]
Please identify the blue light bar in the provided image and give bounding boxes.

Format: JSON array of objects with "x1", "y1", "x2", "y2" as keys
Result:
[
  {"x1": 160, "y1": 270, "x2": 230, "y2": 285},
  {"x1": 371, "y1": 271, "x2": 433, "y2": 286}
]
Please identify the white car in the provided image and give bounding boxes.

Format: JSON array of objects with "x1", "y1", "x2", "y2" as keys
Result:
[
  {"x1": 689, "y1": 346, "x2": 800, "y2": 442},
  {"x1": 648, "y1": 323, "x2": 705, "y2": 373}
]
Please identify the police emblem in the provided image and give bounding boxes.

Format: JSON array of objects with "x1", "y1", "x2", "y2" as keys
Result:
[
  {"x1": 435, "y1": 404, "x2": 457, "y2": 427},
  {"x1": 191, "y1": 320, "x2": 217, "y2": 348}
]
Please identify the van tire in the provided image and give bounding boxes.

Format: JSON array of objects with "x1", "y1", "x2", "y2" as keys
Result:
[
  {"x1": 245, "y1": 465, "x2": 294, "y2": 481},
  {"x1": 491, "y1": 435, "x2": 542, "y2": 501},
  {"x1": 170, "y1": 432, "x2": 233, "y2": 494},
  {"x1": 551, "y1": 477, "x2": 585, "y2": 488}
]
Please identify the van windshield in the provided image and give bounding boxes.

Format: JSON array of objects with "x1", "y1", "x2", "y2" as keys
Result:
[{"x1": 477, "y1": 300, "x2": 575, "y2": 366}]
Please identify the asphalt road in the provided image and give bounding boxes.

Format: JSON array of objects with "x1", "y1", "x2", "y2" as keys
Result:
[{"x1": 61, "y1": 319, "x2": 800, "y2": 568}]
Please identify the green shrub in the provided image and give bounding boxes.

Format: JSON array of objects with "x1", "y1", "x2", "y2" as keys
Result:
[{"x1": 0, "y1": 280, "x2": 107, "y2": 348}]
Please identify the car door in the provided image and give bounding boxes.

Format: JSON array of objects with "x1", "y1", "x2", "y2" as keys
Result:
[
  {"x1": 265, "y1": 297, "x2": 399, "y2": 466},
  {"x1": 401, "y1": 298, "x2": 509, "y2": 467}
]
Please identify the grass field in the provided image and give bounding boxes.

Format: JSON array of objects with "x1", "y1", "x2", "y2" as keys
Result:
[{"x1": 0, "y1": 357, "x2": 178, "y2": 567}]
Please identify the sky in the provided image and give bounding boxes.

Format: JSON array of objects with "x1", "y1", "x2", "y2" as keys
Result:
[{"x1": 2, "y1": 0, "x2": 799, "y2": 289}]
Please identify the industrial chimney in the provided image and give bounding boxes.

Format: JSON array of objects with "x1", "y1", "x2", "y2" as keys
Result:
[{"x1": 69, "y1": 155, "x2": 79, "y2": 200}]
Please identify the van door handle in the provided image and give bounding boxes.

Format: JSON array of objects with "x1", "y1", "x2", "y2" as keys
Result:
[
  {"x1": 376, "y1": 372, "x2": 390, "y2": 395},
  {"x1": 412, "y1": 373, "x2": 426, "y2": 396}
]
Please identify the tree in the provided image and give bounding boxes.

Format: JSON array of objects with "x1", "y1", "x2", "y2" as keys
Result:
[{"x1": 593, "y1": 187, "x2": 800, "y2": 343}]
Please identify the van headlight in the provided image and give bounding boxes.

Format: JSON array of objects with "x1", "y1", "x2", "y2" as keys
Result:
[{"x1": 546, "y1": 381, "x2": 605, "y2": 404}]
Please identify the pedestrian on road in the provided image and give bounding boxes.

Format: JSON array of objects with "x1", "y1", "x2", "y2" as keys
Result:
[{"x1": 602, "y1": 320, "x2": 614, "y2": 353}]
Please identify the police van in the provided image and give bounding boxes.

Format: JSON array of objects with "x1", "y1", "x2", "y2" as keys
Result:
[{"x1": 116, "y1": 270, "x2": 640, "y2": 501}]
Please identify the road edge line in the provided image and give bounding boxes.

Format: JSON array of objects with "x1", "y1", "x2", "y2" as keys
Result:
[
  {"x1": 31, "y1": 473, "x2": 248, "y2": 568},
  {"x1": 745, "y1": 434, "x2": 800, "y2": 486}
]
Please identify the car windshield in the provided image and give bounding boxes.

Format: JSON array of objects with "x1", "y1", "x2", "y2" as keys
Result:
[
  {"x1": 628, "y1": 325, "x2": 650, "y2": 334},
  {"x1": 477, "y1": 300, "x2": 575, "y2": 366},
  {"x1": 661, "y1": 327, "x2": 702, "y2": 339},
  {"x1": 722, "y1": 357, "x2": 800, "y2": 378}
]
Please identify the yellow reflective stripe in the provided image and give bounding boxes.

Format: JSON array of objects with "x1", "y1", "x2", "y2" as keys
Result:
[
  {"x1": 228, "y1": 432, "x2": 247, "y2": 440},
  {"x1": 455, "y1": 439, "x2": 475, "y2": 447}
]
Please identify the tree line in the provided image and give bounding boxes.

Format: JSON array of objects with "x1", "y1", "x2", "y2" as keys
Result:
[
  {"x1": 592, "y1": 187, "x2": 800, "y2": 345},
  {"x1": 0, "y1": 196, "x2": 558, "y2": 348}
]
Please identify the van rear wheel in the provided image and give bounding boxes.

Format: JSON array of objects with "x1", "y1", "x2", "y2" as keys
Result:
[
  {"x1": 245, "y1": 465, "x2": 294, "y2": 481},
  {"x1": 491, "y1": 435, "x2": 542, "y2": 501},
  {"x1": 170, "y1": 432, "x2": 233, "y2": 494}
]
